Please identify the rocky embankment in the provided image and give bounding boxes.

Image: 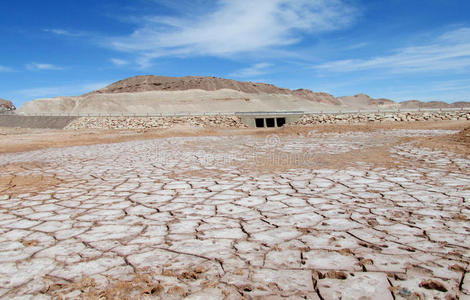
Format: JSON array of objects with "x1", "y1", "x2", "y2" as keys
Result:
[
  {"x1": 293, "y1": 111, "x2": 470, "y2": 125},
  {"x1": 64, "y1": 111, "x2": 470, "y2": 129},
  {"x1": 65, "y1": 115, "x2": 247, "y2": 129}
]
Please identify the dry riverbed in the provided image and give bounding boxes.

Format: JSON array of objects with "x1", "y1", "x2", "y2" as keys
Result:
[{"x1": 0, "y1": 121, "x2": 469, "y2": 299}]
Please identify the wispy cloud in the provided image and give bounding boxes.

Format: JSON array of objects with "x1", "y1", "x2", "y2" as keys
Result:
[
  {"x1": 43, "y1": 28, "x2": 84, "y2": 37},
  {"x1": 346, "y1": 42, "x2": 369, "y2": 50},
  {"x1": 0, "y1": 65, "x2": 14, "y2": 72},
  {"x1": 109, "y1": 0, "x2": 357, "y2": 67},
  {"x1": 315, "y1": 27, "x2": 470, "y2": 73},
  {"x1": 110, "y1": 58, "x2": 129, "y2": 66},
  {"x1": 26, "y1": 63, "x2": 64, "y2": 71},
  {"x1": 230, "y1": 63, "x2": 272, "y2": 78}
]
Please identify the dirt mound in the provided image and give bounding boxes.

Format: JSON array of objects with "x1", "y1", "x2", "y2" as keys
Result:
[
  {"x1": 0, "y1": 98, "x2": 15, "y2": 112},
  {"x1": 415, "y1": 125, "x2": 470, "y2": 156},
  {"x1": 456, "y1": 126, "x2": 470, "y2": 143},
  {"x1": 87, "y1": 75, "x2": 338, "y2": 104}
]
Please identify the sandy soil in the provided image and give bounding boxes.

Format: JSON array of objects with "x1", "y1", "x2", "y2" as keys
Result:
[{"x1": 1, "y1": 120, "x2": 468, "y2": 154}]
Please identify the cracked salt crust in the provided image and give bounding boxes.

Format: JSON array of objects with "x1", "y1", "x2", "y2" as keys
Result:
[{"x1": 0, "y1": 129, "x2": 469, "y2": 298}]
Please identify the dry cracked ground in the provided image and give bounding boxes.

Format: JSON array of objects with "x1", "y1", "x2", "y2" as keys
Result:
[{"x1": 0, "y1": 126, "x2": 469, "y2": 299}]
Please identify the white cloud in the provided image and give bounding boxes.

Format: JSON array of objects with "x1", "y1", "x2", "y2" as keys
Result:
[
  {"x1": 109, "y1": 0, "x2": 357, "y2": 66},
  {"x1": 26, "y1": 63, "x2": 63, "y2": 71},
  {"x1": 110, "y1": 58, "x2": 129, "y2": 66},
  {"x1": 0, "y1": 65, "x2": 13, "y2": 72},
  {"x1": 346, "y1": 42, "x2": 369, "y2": 50},
  {"x1": 230, "y1": 63, "x2": 272, "y2": 78},
  {"x1": 43, "y1": 28, "x2": 84, "y2": 37},
  {"x1": 315, "y1": 27, "x2": 470, "y2": 73}
]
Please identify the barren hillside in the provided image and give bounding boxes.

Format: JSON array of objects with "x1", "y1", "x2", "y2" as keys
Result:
[
  {"x1": 88, "y1": 75, "x2": 339, "y2": 105},
  {"x1": 18, "y1": 89, "x2": 340, "y2": 114},
  {"x1": 18, "y1": 76, "x2": 346, "y2": 114},
  {"x1": 88, "y1": 75, "x2": 330, "y2": 103},
  {"x1": 337, "y1": 94, "x2": 398, "y2": 109},
  {"x1": 15, "y1": 75, "x2": 470, "y2": 114},
  {"x1": 89, "y1": 75, "x2": 289, "y2": 94},
  {"x1": 400, "y1": 100, "x2": 470, "y2": 109}
]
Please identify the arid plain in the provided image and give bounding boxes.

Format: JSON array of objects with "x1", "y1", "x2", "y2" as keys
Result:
[{"x1": 0, "y1": 120, "x2": 469, "y2": 299}]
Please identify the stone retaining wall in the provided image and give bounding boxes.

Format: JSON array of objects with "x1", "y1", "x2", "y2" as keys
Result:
[
  {"x1": 64, "y1": 111, "x2": 470, "y2": 129},
  {"x1": 65, "y1": 115, "x2": 247, "y2": 129},
  {"x1": 293, "y1": 111, "x2": 470, "y2": 126}
]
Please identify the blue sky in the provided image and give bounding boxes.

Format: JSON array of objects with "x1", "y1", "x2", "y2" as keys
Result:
[{"x1": 1, "y1": 0, "x2": 470, "y2": 107}]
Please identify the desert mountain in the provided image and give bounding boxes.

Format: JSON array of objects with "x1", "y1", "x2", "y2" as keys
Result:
[
  {"x1": 90, "y1": 75, "x2": 290, "y2": 94},
  {"x1": 87, "y1": 75, "x2": 340, "y2": 105},
  {"x1": 18, "y1": 76, "x2": 345, "y2": 114},
  {"x1": 0, "y1": 98, "x2": 15, "y2": 113},
  {"x1": 338, "y1": 94, "x2": 469, "y2": 109},
  {"x1": 16, "y1": 75, "x2": 469, "y2": 114},
  {"x1": 400, "y1": 100, "x2": 470, "y2": 109}
]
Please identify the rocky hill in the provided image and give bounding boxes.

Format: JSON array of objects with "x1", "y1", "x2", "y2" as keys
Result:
[
  {"x1": 0, "y1": 98, "x2": 15, "y2": 113},
  {"x1": 87, "y1": 75, "x2": 339, "y2": 105},
  {"x1": 89, "y1": 75, "x2": 288, "y2": 94}
]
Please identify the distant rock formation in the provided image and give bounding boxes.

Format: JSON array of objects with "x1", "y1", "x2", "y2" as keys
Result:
[
  {"x1": 338, "y1": 94, "x2": 469, "y2": 109},
  {"x1": 400, "y1": 100, "x2": 470, "y2": 109},
  {"x1": 0, "y1": 98, "x2": 15, "y2": 113},
  {"x1": 337, "y1": 94, "x2": 398, "y2": 109}
]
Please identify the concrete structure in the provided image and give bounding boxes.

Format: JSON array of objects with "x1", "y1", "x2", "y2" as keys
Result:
[
  {"x1": 0, "y1": 115, "x2": 78, "y2": 129},
  {"x1": 237, "y1": 111, "x2": 303, "y2": 128}
]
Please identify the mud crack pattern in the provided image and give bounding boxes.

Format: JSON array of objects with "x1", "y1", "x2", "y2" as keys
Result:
[{"x1": 0, "y1": 129, "x2": 469, "y2": 299}]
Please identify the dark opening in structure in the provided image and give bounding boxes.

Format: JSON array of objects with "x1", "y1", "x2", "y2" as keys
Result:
[
  {"x1": 255, "y1": 118, "x2": 265, "y2": 128},
  {"x1": 276, "y1": 117, "x2": 286, "y2": 127},
  {"x1": 266, "y1": 118, "x2": 275, "y2": 128}
]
